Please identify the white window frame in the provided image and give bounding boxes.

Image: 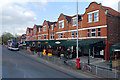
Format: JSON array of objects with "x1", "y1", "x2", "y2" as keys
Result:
[
  {"x1": 59, "y1": 20, "x2": 64, "y2": 29},
  {"x1": 53, "y1": 33, "x2": 54, "y2": 39},
  {"x1": 60, "y1": 33, "x2": 63, "y2": 38},
  {"x1": 58, "y1": 33, "x2": 60, "y2": 39},
  {"x1": 91, "y1": 29, "x2": 96, "y2": 37},
  {"x1": 97, "y1": 28, "x2": 101, "y2": 37},
  {"x1": 87, "y1": 29, "x2": 89, "y2": 37},
  {"x1": 72, "y1": 17, "x2": 77, "y2": 26},
  {"x1": 71, "y1": 31, "x2": 74, "y2": 38},
  {"x1": 94, "y1": 11, "x2": 99, "y2": 22},
  {"x1": 39, "y1": 27, "x2": 40, "y2": 33},
  {"x1": 50, "y1": 33, "x2": 54, "y2": 39},
  {"x1": 38, "y1": 35, "x2": 41, "y2": 40},
  {"x1": 34, "y1": 29, "x2": 36, "y2": 34},
  {"x1": 63, "y1": 33, "x2": 65, "y2": 38},
  {"x1": 51, "y1": 25, "x2": 54, "y2": 30},
  {"x1": 31, "y1": 30, "x2": 32, "y2": 35},
  {"x1": 88, "y1": 14, "x2": 92, "y2": 23},
  {"x1": 43, "y1": 25, "x2": 47, "y2": 32},
  {"x1": 44, "y1": 35, "x2": 46, "y2": 39}
]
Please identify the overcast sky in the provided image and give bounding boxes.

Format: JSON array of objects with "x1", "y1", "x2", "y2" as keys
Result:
[{"x1": 0, "y1": 0, "x2": 119, "y2": 36}]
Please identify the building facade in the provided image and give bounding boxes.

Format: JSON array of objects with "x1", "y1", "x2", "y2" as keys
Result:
[{"x1": 25, "y1": 2, "x2": 120, "y2": 60}]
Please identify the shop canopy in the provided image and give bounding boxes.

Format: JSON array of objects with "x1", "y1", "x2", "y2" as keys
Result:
[
  {"x1": 110, "y1": 42, "x2": 120, "y2": 52},
  {"x1": 25, "y1": 39, "x2": 105, "y2": 48}
]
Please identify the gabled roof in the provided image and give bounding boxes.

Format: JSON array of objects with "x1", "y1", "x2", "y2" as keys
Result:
[
  {"x1": 27, "y1": 27, "x2": 33, "y2": 33},
  {"x1": 34, "y1": 25, "x2": 42, "y2": 31},
  {"x1": 47, "y1": 21, "x2": 57, "y2": 28},
  {"x1": 71, "y1": 14, "x2": 83, "y2": 21},
  {"x1": 63, "y1": 14, "x2": 72, "y2": 23},
  {"x1": 102, "y1": 6, "x2": 120, "y2": 17}
]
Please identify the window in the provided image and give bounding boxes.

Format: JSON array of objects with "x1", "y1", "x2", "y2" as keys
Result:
[
  {"x1": 97, "y1": 28, "x2": 101, "y2": 37},
  {"x1": 73, "y1": 18, "x2": 76, "y2": 26},
  {"x1": 38, "y1": 35, "x2": 41, "y2": 40},
  {"x1": 87, "y1": 29, "x2": 89, "y2": 37},
  {"x1": 43, "y1": 25, "x2": 47, "y2": 32},
  {"x1": 53, "y1": 33, "x2": 54, "y2": 39},
  {"x1": 58, "y1": 33, "x2": 60, "y2": 38},
  {"x1": 75, "y1": 31, "x2": 77, "y2": 38},
  {"x1": 71, "y1": 31, "x2": 74, "y2": 38},
  {"x1": 60, "y1": 33, "x2": 63, "y2": 38},
  {"x1": 94, "y1": 12, "x2": 99, "y2": 22},
  {"x1": 39, "y1": 27, "x2": 40, "y2": 33},
  {"x1": 44, "y1": 35, "x2": 46, "y2": 39},
  {"x1": 50, "y1": 33, "x2": 54, "y2": 39},
  {"x1": 31, "y1": 30, "x2": 33, "y2": 35},
  {"x1": 34, "y1": 29, "x2": 36, "y2": 34},
  {"x1": 59, "y1": 20, "x2": 64, "y2": 29},
  {"x1": 91, "y1": 29, "x2": 96, "y2": 37},
  {"x1": 88, "y1": 14, "x2": 92, "y2": 23},
  {"x1": 51, "y1": 25, "x2": 54, "y2": 30},
  {"x1": 63, "y1": 33, "x2": 65, "y2": 38},
  {"x1": 27, "y1": 31, "x2": 28, "y2": 35},
  {"x1": 50, "y1": 34, "x2": 52, "y2": 39},
  {"x1": 54, "y1": 23, "x2": 56, "y2": 27},
  {"x1": 30, "y1": 37, "x2": 32, "y2": 40}
]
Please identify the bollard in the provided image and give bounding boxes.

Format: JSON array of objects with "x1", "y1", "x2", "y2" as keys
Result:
[
  {"x1": 76, "y1": 58, "x2": 80, "y2": 69},
  {"x1": 96, "y1": 65, "x2": 97, "y2": 75}
]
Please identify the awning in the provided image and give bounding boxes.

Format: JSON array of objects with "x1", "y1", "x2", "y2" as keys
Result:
[
  {"x1": 25, "y1": 39, "x2": 105, "y2": 48},
  {"x1": 110, "y1": 42, "x2": 120, "y2": 52}
]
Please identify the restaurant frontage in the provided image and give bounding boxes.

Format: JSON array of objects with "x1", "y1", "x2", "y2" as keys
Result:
[{"x1": 25, "y1": 39, "x2": 106, "y2": 59}]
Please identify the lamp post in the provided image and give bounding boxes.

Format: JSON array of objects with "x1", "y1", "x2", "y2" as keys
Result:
[{"x1": 76, "y1": 0, "x2": 80, "y2": 69}]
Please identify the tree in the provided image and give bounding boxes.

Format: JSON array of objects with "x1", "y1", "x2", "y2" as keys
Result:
[{"x1": 1, "y1": 32, "x2": 14, "y2": 44}]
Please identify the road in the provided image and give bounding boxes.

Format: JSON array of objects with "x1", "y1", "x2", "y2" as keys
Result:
[{"x1": 1, "y1": 45, "x2": 95, "y2": 78}]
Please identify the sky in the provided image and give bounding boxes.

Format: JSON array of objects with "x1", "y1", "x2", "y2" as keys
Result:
[{"x1": 0, "y1": 0, "x2": 120, "y2": 36}]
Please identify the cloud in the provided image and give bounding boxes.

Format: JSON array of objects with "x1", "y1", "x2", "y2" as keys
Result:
[
  {"x1": 101, "y1": 0, "x2": 119, "y2": 11},
  {"x1": 0, "y1": 1, "x2": 37, "y2": 35},
  {"x1": 0, "y1": 0, "x2": 48, "y2": 35}
]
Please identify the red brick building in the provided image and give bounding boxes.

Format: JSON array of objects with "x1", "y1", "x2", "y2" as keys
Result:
[
  {"x1": 25, "y1": 2, "x2": 120, "y2": 60},
  {"x1": 19, "y1": 34, "x2": 26, "y2": 43}
]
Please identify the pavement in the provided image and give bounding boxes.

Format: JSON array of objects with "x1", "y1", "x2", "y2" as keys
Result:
[
  {"x1": 67, "y1": 56, "x2": 109, "y2": 68},
  {"x1": 1, "y1": 45, "x2": 98, "y2": 78},
  {"x1": 21, "y1": 48, "x2": 120, "y2": 78}
]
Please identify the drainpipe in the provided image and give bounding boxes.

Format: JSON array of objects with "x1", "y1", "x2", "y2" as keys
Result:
[{"x1": 105, "y1": 10, "x2": 112, "y2": 71}]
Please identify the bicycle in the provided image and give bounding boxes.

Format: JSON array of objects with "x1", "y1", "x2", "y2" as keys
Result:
[{"x1": 81, "y1": 63, "x2": 92, "y2": 72}]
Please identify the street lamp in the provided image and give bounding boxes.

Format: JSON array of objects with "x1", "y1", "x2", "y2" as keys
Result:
[{"x1": 76, "y1": 0, "x2": 80, "y2": 69}]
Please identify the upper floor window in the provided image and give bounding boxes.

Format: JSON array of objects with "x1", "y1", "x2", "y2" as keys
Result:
[
  {"x1": 75, "y1": 31, "x2": 77, "y2": 38},
  {"x1": 63, "y1": 33, "x2": 65, "y2": 38},
  {"x1": 27, "y1": 31, "x2": 29, "y2": 35},
  {"x1": 39, "y1": 27, "x2": 40, "y2": 33},
  {"x1": 60, "y1": 33, "x2": 63, "y2": 38},
  {"x1": 58, "y1": 33, "x2": 60, "y2": 38},
  {"x1": 34, "y1": 29, "x2": 36, "y2": 34},
  {"x1": 38, "y1": 35, "x2": 41, "y2": 40},
  {"x1": 59, "y1": 20, "x2": 64, "y2": 29},
  {"x1": 54, "y1": 23, "x2": 56, "y2": 27},
  {"x1": 71, "y1": 31, "x2": 74, "y2": 38},
  {"x1": 94, "y1": 12, "x2": 99, "y2": 22},
  {"x1": 51, "y1": 25, "x2": 54, "y2": 30},
  {"x1": 88, "y1": 14, "x2": 92, "y2": 23},
  {"x1": 97, "y1": 28, "x2": 101, "y2": 37},
  {"x1": 50, "y1": 33, "x2": 54, "y2": 39},
  {"x1": 44, "y1": 35, "x2": 46, "y2": 39},
  {"x1": 73, "y1": 17, "x2": 76, "y2": 26},
  {"x1": 91, "y1": 29, "x2": 96, "y2": 37},
  {"x1": 87, "y1": 29, "x2": 89, "y2": 37},
  {"x1": 43, "y1": 25, "x2": 47, "y2": 32}
]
